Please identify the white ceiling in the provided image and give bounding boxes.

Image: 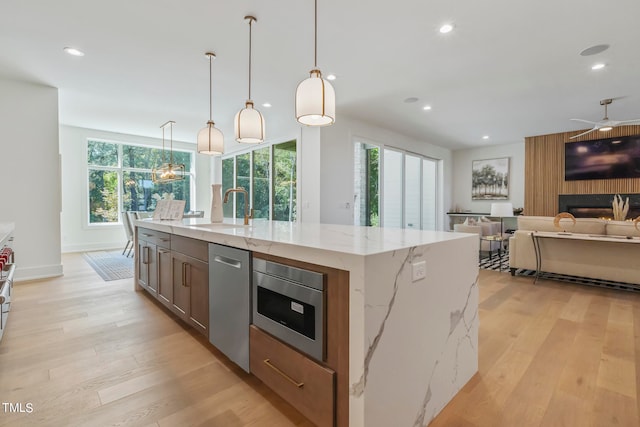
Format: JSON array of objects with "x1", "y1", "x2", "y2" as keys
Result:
[{"x1": 2, "y1": 0, "x2": 640, "y2": 150}]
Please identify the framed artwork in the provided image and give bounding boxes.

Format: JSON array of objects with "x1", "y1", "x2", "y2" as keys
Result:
[{"x1": 471, "y1": 157, "x2": 509, "y2": 200}]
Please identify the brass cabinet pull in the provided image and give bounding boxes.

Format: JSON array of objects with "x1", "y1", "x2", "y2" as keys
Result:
[
  {"x1": 263, "y1": 359, "x2": 304, "y2": 388},
  {"x1": 141, "y1": 233, "x2": 153, "y2": 237},
  {"x1": 181, "y1": 262, "x2": 186, "y2": 287},
  {"x1": 142, "y1": 246, "x2": 150, "y2": 264}
]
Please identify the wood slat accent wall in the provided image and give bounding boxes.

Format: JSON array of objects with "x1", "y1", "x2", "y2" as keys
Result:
[{"x1": 525, "y1": 126, "x2": 640, "y2": 216}]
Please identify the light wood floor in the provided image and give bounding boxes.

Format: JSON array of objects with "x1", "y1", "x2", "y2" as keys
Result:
[
  {"x1": 2, "y1": 255, "x2": 639, "y2": 426},
  {"x1": 0, "y1": 253, "x2": 312, "y2": 427},
  {"x1": 431, "y1": 269, "x2": 640, "y2": 427}
]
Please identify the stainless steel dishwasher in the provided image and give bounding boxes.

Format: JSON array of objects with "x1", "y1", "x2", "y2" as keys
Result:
[{"x1": 209, "y1": 243, "x2": 251, "y2": 372}]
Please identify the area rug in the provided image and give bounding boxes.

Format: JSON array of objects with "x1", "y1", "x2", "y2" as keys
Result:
[
  {"x1": 479, "y1": 251, "x2": 639, "y2": 292},
  {"x1": 479, "y1": 251, "x2": 509, "y2": 272},
  {"x1": 83, "y1": 250, "x2": 134, "y2": 281}
]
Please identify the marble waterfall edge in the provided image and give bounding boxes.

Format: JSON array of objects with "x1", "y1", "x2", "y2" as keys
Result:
[{"x1": 356, "y1": 239, "x2": 478, "y2": 427}]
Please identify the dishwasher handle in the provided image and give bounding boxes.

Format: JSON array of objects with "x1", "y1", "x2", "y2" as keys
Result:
[{"x1": 213, "y1": 255, "x2": 242, "y2": 269}]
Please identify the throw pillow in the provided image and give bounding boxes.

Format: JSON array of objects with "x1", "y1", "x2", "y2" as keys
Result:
[
  {"x1": 462, "y1": 217, "x2": 469, "y2": 225},
  {"x1": 480, "y1": 216, "x2": 491, "y2": 223}
]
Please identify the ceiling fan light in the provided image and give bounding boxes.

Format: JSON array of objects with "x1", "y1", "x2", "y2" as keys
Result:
[
  {"x1": 599, "y1": 126, "x2": 613, "y2": 132},
  {"x1": 235, "y1": 101, "x2": 265, "y2": 143},
  {"x1": 197, "y1": 121, "x2": 224, "y2": 155},
  {"x1": 296, "y1": 69, "x2": 335, "y2": 126}
]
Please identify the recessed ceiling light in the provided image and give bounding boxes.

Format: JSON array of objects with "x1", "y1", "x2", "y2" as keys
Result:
[
  {"x1": 423, "y1": 105, "x2": 432, "y2": 110},
  {"x1": 262, "y1": 103, "x2": 272, "y2": 108},
  {"x1": 404, "y1": 97, "x2": 419, "y2": 103},
  {"x1": 326, "y1": 74, "x2": 337, "y2": 81},
  {"x1": 439, "y1": 23, "x2": 454, "y2": 34},
  {"x1": 599, "y1": 126, "x2": 613, "y2": 132},
  {"x1": 63, "y1": 47, "x2": 84, "y2": 56},
  {"x1": 591, "y1": 63, "x2": 606, "y2": 70},
  {"x1": 482, "y1": 135, "x2": 490, "y2": 140}
]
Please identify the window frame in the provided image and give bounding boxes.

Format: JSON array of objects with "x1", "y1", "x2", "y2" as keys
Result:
[
  {"x1": 221, "y1": 139, "x2": 297, "y2": 222},
  {"x1": 85, "y1": 138, "x2": 196, "y2": 227}
]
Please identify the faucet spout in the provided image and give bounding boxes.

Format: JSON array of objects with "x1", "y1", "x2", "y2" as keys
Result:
[{"x1": 223, "y1": 187, "x2": 253, "y2": 225}]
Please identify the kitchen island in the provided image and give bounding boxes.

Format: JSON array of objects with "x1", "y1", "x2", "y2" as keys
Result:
[{"x1": 134, "y1": 218, "x2": 478, "y2": 427}]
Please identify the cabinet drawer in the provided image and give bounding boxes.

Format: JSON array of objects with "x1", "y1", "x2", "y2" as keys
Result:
[
  {"x1": 171, "y1": 235, "x2": 208, "y2": 262},
  {"x1": 137, "y1": 227, "x2": 171, "y2": 248},
  {"x1": 250, "y1": 325, "x2": 335, "y2": 427}
]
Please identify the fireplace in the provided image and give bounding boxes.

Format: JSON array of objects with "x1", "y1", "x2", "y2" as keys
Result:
[{"x1": 558, "y1": 194, "x2": 640, "y2": 220}]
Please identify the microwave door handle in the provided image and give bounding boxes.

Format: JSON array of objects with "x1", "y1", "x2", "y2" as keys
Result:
[{"x1": 213, "y1": 256, "x2": 242, "y2": 269}]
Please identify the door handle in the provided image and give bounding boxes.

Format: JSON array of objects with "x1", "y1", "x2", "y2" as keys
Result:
[
  {"x1": 263, "y1": 359, "x2": 304, "y2": 388},
  {"x1": 142, "y1": 246, "x2": 150, "y2": 264},
  {"x1": 213, "y1": 256, "x2": 242, "y2": 269},
  {"x1": 181, "y1": 262, "x2": 190, "y2": 287}
]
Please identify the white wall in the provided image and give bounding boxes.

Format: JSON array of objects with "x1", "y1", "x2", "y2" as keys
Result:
[
  {"x1": 60, "y1": 125, "x2": 211, "y2": 252},
  {"x1": 317, "y1": 116, "x2": 453, "y2": 229},
  {"x1": 298, "y1": 127, "x2": 321, "y2": 223},
  {"x1": 0, "y1": 79, "x2": 62, "y2": 280},
  {"x1": 451, "y1": 142, "x2": 525, "y2": 213}
]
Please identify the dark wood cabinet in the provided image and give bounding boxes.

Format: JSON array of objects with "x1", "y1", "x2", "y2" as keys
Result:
[
  {"x1": 136, "y1": 227, "x2": 208, "y2": 337},
  {"x1": 157, "y1": 247, "x2": 172, "y2": 308},
  {"x1": 137, "y1": 240, "x2": 157, "y2": 295}
]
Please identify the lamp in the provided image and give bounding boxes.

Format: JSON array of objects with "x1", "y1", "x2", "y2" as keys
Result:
[
  {"x1": 295, "y1": 0, "x2": 335, "y2": 126},
  {"x1": 152, "y1": 121, "x2": 185, "y2": 183},
  {"x1": 235, "y1": 16, "x2": 265, "y2": 143},
  {"x1": 490, "y1": 202, "x2": 514, "y2": 237},
  {"x1": 197, "y1": 52, "x2": 224, "y2": 155}
]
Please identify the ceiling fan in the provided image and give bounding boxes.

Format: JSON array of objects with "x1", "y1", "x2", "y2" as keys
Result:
[{"x1": 570, "y1": 98, "x2": 640, "y2": 139}]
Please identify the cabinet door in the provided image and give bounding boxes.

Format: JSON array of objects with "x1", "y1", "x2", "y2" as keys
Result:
[
  {"x1": 146, "y1": 242, "x2": 158, "y2": 294},
  {"x1": 171, "y1": 252, "x2": 190, "y2": 320},
  {"x1": 157, "y1": 247, "x2": 172, "y2": 308},
  {"x1": 137, "y1": 240, "x2": 156, "y2": 293},
  {"x1": 171, "y1": 251, "x2": 209, "y2": 336},
  {"x1": 187, "y1": 256, "x2": 209, "y2": 336}
]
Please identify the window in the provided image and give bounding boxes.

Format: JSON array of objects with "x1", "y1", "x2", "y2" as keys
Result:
[
  {"x1": 221, "y1": 140, "x2": 297, "y2": 221},
  {"x1": 354, "y1": 141, "x2": 439, "y2": 230},
  {"x1": 87, "y1": 140, "x2": 194, "y2": 224}
]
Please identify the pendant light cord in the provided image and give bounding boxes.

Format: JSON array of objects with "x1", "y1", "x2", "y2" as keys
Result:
[
  {"x1": 248, "y1": 18, "x2": 253, "y2": 100},
  {"x1": 209, "y1": 54, "x2": 213, "y2": 120},
  {"x1": 314, "y1": 0, "x2": 318, "y2": 68}
]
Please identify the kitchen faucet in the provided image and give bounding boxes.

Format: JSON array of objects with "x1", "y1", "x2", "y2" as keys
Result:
[{"x1": 223, "y1": 187, "x2": 253, "y2": 225}]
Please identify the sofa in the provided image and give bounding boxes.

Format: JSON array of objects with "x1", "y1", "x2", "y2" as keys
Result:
[{"x1": 509, "y1": 216, "x2": 640, "y2": 285}]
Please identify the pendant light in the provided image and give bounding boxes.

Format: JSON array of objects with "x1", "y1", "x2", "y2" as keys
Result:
[
  {"x1": 152, "y1": 121, "x2": 185, "y2": 183},
  {"x1": 197, "y1": 52, "x2": 224, "y2": 155},
  {"x1": 235, "y1": 16, "x2": 265, "y2": 143},
  {"x1": 295, "y1": 0, "x2": 335, "y2": 126}
]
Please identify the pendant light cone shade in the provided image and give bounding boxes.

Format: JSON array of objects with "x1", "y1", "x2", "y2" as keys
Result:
[
  {"x1": 197, "y1": 52, "x2": 224, "y2": 155},
  {"x1": 235, "y1": 16, "x2": 265, "y2": 144},
  {"x1": 296, "y1": 69, "x2": 335, "y2": 126},
  {"x1": 295, "y1": 0, "x2": 335, "y2": 126},
  {"x1": 235, "y1": 101, "x2": 265, "y2": 143}
]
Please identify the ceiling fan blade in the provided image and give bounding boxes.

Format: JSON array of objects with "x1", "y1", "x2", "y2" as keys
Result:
[
  {"x1": 570, "y1": 118, "x2": 599, "y2": 125},
  {"x1": 614, "y1": 119, "x2": 640, "y2": 125},
  {"x1": 569, "y1": 128, "x2": 598, "y2": 139}
]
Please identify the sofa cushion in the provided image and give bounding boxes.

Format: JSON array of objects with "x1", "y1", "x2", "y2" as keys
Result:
[
  {"x1": 517, "y1": 216, "x2": 606, "y2": 234},
  {"x1": 606, "y1": 220, "x2": 640, "y2": 238}
]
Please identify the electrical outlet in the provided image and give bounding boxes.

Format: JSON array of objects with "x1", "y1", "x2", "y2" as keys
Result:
[{"x1": 412, "y1": 260, "x2": 426, "y2": 282}]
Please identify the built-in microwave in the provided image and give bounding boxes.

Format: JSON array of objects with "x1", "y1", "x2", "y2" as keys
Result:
[{"x1": 252, "y1": 258, "x2": 325, "y2": 361}]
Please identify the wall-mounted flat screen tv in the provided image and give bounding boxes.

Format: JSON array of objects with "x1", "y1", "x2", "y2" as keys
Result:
[{"x1": 565, "y1": 134, "x2": 640, "y2": 181}]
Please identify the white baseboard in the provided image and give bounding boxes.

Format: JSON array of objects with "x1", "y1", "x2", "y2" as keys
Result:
[{"x1": 14, "y1": 264, "x2": 64, "y2": 282}]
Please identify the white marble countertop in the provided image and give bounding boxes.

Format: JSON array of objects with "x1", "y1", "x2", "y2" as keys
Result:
[
  {"x1": 135, "y1": 218, "x2": 472, "y2": 257},
  {"x1": 0, "y1": 222, "x2": 14, "y2": 247}
]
